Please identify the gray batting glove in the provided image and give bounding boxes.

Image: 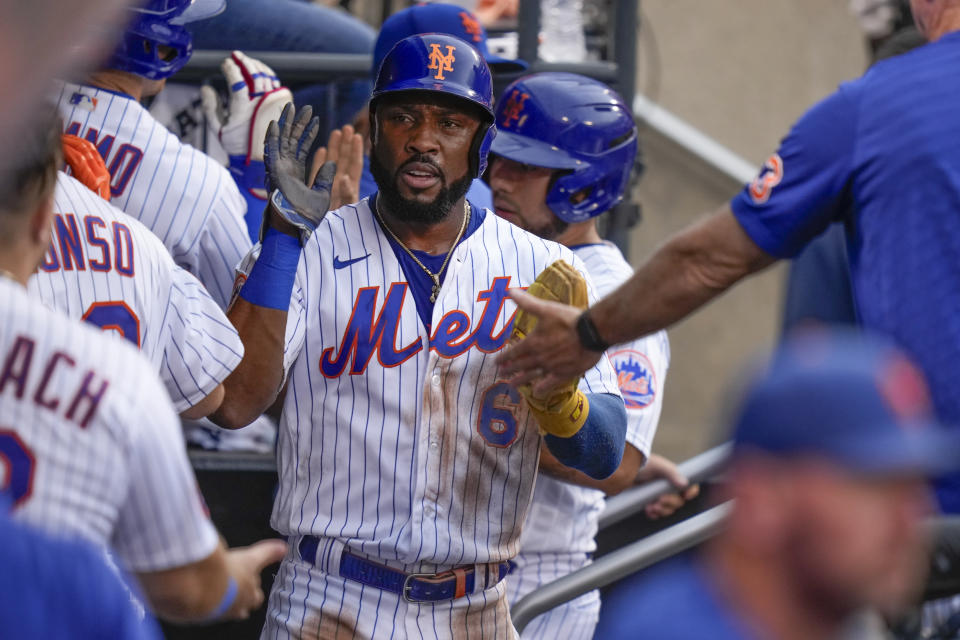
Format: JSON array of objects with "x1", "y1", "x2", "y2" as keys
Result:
[{"x1": 264, "y1": 103, "x2": 336, "y2": 245}]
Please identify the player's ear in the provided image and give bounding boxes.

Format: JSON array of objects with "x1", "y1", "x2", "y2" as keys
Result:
[
  {"x1": 31, "y1": 189, "x2": 55, "y2": 249},
  {"x1": 368, "y1": 106, "x2": 378, "y2": 147}
]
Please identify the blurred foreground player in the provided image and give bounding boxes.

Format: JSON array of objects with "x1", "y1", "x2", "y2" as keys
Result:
[
  {"x1": 0, "y1": 107, "x2": 285, "y2": 624},
  {"x1": 214, "y1": 34, "x2": 626, "y2": 637},
  {"x1": 0, "y1": 494, "x2": 161, "y2": 639},
  {"x1": 487, "y1": 72, "x2": 695, "y2": 638},
  {"x1": 499, "y1": 0, "x2": 960, "y2": 514},
  {"x1": 596, "y1": 330, "x2": 959, "y2": 639}
]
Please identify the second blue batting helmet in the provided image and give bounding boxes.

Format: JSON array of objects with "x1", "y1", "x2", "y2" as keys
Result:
[
  {"x1": 491, "y1": 72, "x2": 638, "y2": 223},
  {"x1": 370, "y1": 33, "x2": 496, "y2": 178},
  {"x1": 108, "y1": 0, "x2": 226, "y2": 80}
]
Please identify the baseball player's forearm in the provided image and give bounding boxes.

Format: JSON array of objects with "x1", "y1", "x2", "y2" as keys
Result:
[
  {"x1": 212, "y1": 299, "x2": 289, "y2": 430},
  {"x1": 542, "y1": 392, "x2": 626, "y2": 479},
  {"x1": 591, "y1": 205, "x2": 774, "y2": 346},
  {"x1": 137, "y1": 538, "x2": 286, "y2": 623},
  {"x1": 539, "y1": 442, "x2": 646, "y2": 495}
]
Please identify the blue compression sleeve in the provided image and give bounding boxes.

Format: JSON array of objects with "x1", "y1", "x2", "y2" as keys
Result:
[
  {"x1": 544, "y1": 392, "x2": 626, "y2": 480},
  {"x1": 239, "y1": 226, "x2": 301, "y2": 310}
]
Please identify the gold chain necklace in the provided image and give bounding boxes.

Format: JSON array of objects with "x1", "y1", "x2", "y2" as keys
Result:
[{"x1": 374, "y1": 199, "x2": 470, "y2": 303}]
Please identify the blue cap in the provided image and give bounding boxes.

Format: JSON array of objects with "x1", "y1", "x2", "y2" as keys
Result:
[
  {"x1": 731, "y1": 329, "x2": 960, "y2": 476},
  {"x1": 373, "y1": 3, "x2": 528, "y2": 79}
]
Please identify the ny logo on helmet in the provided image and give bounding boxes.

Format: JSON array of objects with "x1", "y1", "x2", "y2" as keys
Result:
[
  {"x1": 459, "y1": 11, "x2": 483, "y2": 42},
  {"x1": 428, "y1": 44, "x2": 457, "y2": 80},
  {"x1": 500, "y1": 90, "x2": 530, "y2": 129}
]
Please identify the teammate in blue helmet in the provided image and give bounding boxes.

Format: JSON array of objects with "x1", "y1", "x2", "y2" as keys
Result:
[
  {"x1": 368, "y1": 32, "x2": 497, "y2": 222},
  {"x1": 349, "y1": 3, "x2": 523, "y2": 209},
  {"x1": 489, "y1": 72, "x2": 638, "y2": 238},
  {"x1": 488, "y1": 72, "x2": 696, "y2": 640},
  {"x1": 109, "y1": 0, "x2": 226, "y2": 80}
]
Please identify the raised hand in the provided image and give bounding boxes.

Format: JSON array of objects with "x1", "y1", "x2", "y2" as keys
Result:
[
  {"x1": 310, "y1": 124, "x2": 364, "y2": 211},
  {"x1": 264, "y1": 103, "x2": 336, "y2": 244}
]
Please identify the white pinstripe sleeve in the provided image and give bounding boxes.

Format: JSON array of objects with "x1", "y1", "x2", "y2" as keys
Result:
[
  {"x1": 194, "y1": 183, "x2": 252, "y2": 309},
  {"x1": 161, "y1": 265, "x2": 244, "y2": 412},
  {"x1": 234, "y1": 243, "x2": 308, "y2": 378},
  {"x1": 111, "y1": 364, "x2": 219, "y2": 572},
  {"x1": 612, "y1": 332, "x2": 670, "y2": 458}
]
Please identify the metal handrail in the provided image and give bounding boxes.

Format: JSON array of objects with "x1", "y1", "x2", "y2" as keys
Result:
[
  {"x1": 599, "y1": 442, "x2": 732, "y2": 531},
  {"x1": 511, "y1": 502, "x2": 732, "y2": 633},
  {"x1": 633, "y1": 93, "x2": 759, "y2": 186}
]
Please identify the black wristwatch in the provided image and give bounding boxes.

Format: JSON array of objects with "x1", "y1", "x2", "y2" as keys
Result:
[{"x1": 576, "y1": 310, "x2": 610, "y2": 352}]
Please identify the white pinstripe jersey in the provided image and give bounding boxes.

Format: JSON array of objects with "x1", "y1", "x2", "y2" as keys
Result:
[
  {"x1": 237, "y1": 199, "x2": 620, "y2": 567},
  {"x1": 0, "y1": 278, "x2": 219, "y2": 572},
  {"x1": 55, "y1": 81, "x2": 252, "y2": 308},
  {"x1": 517, "y1": 242, "x2": 670, "y2": 555},
  {"x1": 28, "y1": 172, "x2": 244, "y2": 413}
]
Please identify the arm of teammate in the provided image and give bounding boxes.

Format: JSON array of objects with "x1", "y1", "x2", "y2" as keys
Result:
[
  {"x1": 202, "y1": 51, "x2": 293, "y2": 241},
  {"x1": 500, "y1": 206, "x2": 774, "y2": 393},
  {"x1": 112, "y1": 361, "x2": 287, "y2": 622},
  {"x1": 161, "y1": 261, "x2": 245, "y2": 419},
  {"x1": 499, "y1": 85, "x2": 860, "y2": 392},
  {"x1": 539, "y1": 440, "x2": 646, "y2": 494},
  {"x1": 211, "y1": 103, "x2": 334, "y2": 429}
]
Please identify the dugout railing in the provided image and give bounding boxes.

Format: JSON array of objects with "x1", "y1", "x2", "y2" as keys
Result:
[{"x1": 509, "y1": 443, "x2": 733, "y2": 632}]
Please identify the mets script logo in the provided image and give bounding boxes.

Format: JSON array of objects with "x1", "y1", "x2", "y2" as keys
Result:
[
  {"x1": 500, "y1": 90, "x2": 530, "y2": 129},
  {"x1": 320, "y1": 277, "x2": 516, "y2": 377},
  {"x1": 609, "y1": 349, "x2": 656, "y2": 409},
  {"x1": 748, "y1": 153, "x2": 783, "y2": 205},
  {"x1": 428, "y1": 44, "x2": 457, "y2": 81},
  {"x1": 459, "y1": 11, "x2": 483, "y2": 42}
]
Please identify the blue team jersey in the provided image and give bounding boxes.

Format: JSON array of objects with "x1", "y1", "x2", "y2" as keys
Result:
[
  {"x1": 594, "y1": 553, "x2": 759, "y2": 640},
  {"x1": 0, "y1": 507, "x2": 161, "y2": 639},
  {"x1": 730, "y1": 32, "x2": 960, "y2": 511}
]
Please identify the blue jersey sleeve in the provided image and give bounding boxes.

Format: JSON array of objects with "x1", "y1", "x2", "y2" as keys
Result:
[{"x1": 731, "y1": 84, "x2": 859, "y2": 259}]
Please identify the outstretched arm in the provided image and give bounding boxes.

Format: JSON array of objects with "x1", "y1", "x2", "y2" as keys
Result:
[
  {"x1": 499, "y1": 205, "x2": 774, "y2": 394},
  {"x1": 211, "y1": 103, "x2": 335, "y2": 429}
]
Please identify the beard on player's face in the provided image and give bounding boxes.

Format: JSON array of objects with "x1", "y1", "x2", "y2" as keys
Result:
[{"x1": 370, "y1": 148, "x2": 473, "y2": 226}]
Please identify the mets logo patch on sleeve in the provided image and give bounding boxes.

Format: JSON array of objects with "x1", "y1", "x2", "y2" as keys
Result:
[{"x1": 609, "y1": 349, "x2": 656, "y2": 409}]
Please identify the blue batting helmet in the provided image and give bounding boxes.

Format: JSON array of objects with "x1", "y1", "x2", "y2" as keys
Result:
[
  {"x1": 108, "y1": 0, "x2": 226, "y2": 80},
  {"x1": 491, "y1": 72, "x2": 638, "y2": 223},
  {"x1": 370, "y1": 33, "x2": 496, "y2": 178}
]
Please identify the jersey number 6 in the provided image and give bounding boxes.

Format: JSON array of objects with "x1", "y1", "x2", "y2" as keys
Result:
[
  {"x1": 477, "y1": 382, "x2": 521, "y2": 448},
  {"x1": 82, "y1": 301, "x2": 141, "y2": 348},
  {"x1": 0, "y1": 429, "x2": 35, "y2": 508}
]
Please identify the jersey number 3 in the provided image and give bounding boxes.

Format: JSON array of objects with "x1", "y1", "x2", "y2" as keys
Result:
[
  {"x1": 477, "y1": 382, "x2": 521, "y2": 448},
  {"x1": 0, "y1": 429, "x2": 35, "y2": 508},
  {"x1": 82, "y1": 301, "x2": 141, "y2": 348}
]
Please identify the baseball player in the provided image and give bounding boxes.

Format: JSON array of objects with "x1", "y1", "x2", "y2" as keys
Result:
[
  {"x1": 29, "y1": 135, "x2": 243, "y2": 419},
  {"x1": 212, "y1": 34, "x2": 627, "y2": 638},
  {"x1": 54, "y1": 0, "x2": 255, "y2": 308},
  {"x1": 488, "y1": 72, "x2": 697, "y2": 638},
  {"x1": 0, "y1": 108, "x2": 286, "y2": 623},
  {"x1": 497, "y1": 0, "x2": 960, "y2": 514},
  {"x1": 354, "y1": 2, "x2": 528, "y2": 211}
]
